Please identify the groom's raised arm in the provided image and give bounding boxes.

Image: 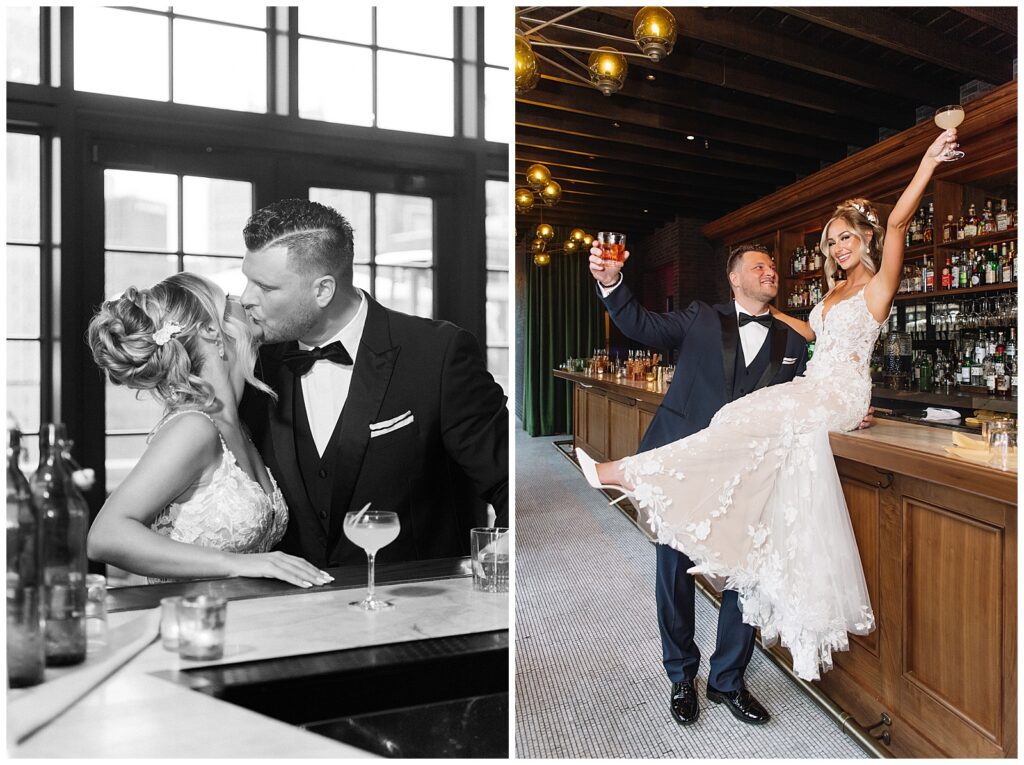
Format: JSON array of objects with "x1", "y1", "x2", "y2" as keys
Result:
[
  {"x1": 589, "y1": 247, "x2": 696, "y2": 350},
  {"x1": 439, "y1": 328, "x2": 509, "y2": 526}
]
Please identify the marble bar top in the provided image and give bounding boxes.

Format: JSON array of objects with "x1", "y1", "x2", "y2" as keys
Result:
[{"x1": 11, "y1": 568, "x2": 508, "y2": 758}]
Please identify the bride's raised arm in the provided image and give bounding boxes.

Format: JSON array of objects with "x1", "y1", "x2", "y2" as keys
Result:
[{"x1": 866, "y1": 129, "x2": 958, "y2": 318}]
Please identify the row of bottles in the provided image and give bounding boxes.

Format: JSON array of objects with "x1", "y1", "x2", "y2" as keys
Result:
[
  {"x1": 789, "y1": 244, "x2": 824, "y2": 275},
  {"x1": 897, "y1": 243, "x2": 1017, "y2": 293},
  {"x1": 786, "y1": 278, "x2": 825, "y2": 308},
  {"x1": 7, "y1": 422, "x2": 88, "y2": 688},
  {"x1": 891, "y1": 330, "x2": 1017, "y2": 397},
  {"x1": 940, "y1": 199, "x2": 1017, "y2": 242}
]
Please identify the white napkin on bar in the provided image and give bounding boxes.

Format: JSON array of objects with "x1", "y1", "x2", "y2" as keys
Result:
[
  {"x1": 923, "y1": 407, "x2": 962, "y2": 421},
  {"x1": 8, "y1": 606, "x2": 161, "y2": 746}
]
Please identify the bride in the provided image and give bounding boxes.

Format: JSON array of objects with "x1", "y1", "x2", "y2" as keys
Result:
[
  {"x1": 578, "y1": 128, "x2": 958, "y2": 680},
  {"x1": 86, "y1": 272, "x2": 331, "y2": 588}
]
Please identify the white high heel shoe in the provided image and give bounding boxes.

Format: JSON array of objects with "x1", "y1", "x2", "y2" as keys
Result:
[{"x1": 575, "y1": 447, "x2": 633, "y2": 506}]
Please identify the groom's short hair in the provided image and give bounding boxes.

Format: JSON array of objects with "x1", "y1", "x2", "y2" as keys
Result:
[
  {"x1": 243, "y1": 199, "x2": 355, "y2": 281},
  {"x1": 726, "y1": 243, "x2": 772, "y2": 277}
]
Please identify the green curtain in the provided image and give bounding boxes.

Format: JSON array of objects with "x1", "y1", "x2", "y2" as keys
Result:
[{"x1": 522, "y1": 251, "x2": 604, "y2": 436}]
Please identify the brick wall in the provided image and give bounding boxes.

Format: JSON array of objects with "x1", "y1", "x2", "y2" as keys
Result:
[{"x1": 634, "y1": 215, "x2": 727, "y2": 312}]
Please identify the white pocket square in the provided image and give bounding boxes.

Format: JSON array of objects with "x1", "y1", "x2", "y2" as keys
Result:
[
  {"x1": 370, "y1": 411, "x2": 414, "y2": 438},
  {"x1": 782, "y1": 357, "x2": 798, "y2": 365}
]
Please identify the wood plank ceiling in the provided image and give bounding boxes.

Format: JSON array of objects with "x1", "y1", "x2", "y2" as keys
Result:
[{"x1": 515, "y1": 6, "x2": 1017, "y2": 240}]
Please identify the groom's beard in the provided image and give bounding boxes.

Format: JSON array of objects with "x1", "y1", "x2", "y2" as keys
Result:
[{"x1": 249, "y1": 303, "x2": 319, "y2": 345}]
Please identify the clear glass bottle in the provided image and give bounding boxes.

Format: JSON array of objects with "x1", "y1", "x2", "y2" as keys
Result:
[
  {"x1": 31, "y1": 423, "x2": 88, "y2": 667},
  {"x1": 7, "y1": 424, "x2": 46, "y2": 687}
]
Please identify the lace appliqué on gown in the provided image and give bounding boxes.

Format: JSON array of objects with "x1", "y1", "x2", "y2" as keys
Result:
[
  {"x1": 622, "y1": 288, "x2": 881, "y2": 681},
  {"x1": 147, "y1": 411, "x2": 289, "y2": 584}
]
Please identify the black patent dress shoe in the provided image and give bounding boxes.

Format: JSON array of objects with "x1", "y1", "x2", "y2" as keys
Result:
[
  {"x1": 705, "y1": 684, "x2": 771, "y2": 725},
  {"x1": 670, "y1": 678, "x2": 700, "y2": 725}
]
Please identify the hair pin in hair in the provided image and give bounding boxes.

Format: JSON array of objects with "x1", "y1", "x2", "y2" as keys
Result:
[
  {"x1": 850, "y1": 202, "x2": 879, "y2": 225},
  {"x1": 153, "y1": 322, "x2": 184, "y2": 346}
]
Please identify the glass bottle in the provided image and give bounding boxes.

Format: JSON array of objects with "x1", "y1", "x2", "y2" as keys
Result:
[
  {"x1": 923, "y1": 202, "x2": 934, "y2": 244},
  {"x1": 943, "y1": 214, "x2": 955, "y2": 243},
  {"x1": 996, "y1": 198, "x2": 1010, "y2": 232},
  {"x1": 31, "y1": 423, "x2": 88, "y2": 667},
  {"x1": 7, "y1": 424, "x2": 46, "y2": 687},
  {"x1": 964, "y1": 204, "x2": 978, "y2": 238},
  {"x1": 956, "y1": 214, "x2": 967, "y2": 240}
]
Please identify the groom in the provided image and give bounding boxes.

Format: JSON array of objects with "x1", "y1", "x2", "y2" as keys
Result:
[
  {"x1": 589, "y1": 243, "x2": 808, "y2": 727},
  {"x1": 239, "y1": 199, "x2": 508, "y2": 569}
]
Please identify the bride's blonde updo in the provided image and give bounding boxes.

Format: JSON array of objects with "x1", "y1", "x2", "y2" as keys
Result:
[
  {"x1": 819, "y1": 198, "x2": 886, "y2": 288},
  {"x1": 88, "y1": 272, "x2": 273, "y2": 412}
]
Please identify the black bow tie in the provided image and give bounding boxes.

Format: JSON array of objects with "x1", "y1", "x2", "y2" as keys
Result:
[
  {"x1": 738, "y1": 313, "x2": 772, "y2": 329},
  {"x1": 281, "y1": 341, "x2": 353, "y2": 376}
]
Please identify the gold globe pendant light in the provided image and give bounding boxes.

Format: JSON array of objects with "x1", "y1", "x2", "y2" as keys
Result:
[
  {"x1": 582, "y1": 233, "x2": 594, "y2": 247},
  {"x1": 515, "y1": 32, "x2": 539, "y2": 95},
  {"x1": 534, "y1": 251, "x2": 551, "y2": 266},
  {"x1": 587, "y1": 46, "x2": 628, "y2": 96},
  {"x1": 530, "y1": 237, "x2": 547, "y2": 253},
  {"x1": 563, "y1": 239, "x2": 578, "y2": 253},
  {"x1": 536, "y1": 223, "x2": 555, "y2": 241},
  {"x1": 525, "y1": 163, "x2": 552, "y2": 191},
  {"x1": 633, "y1": 7, "x2": 677, "y2": 62},
  {"x1": 569, "y1": 228, "x2": 586, "y2": 243},
  {"x1": 515, "y1": 188, "x2": 535, "y2": 213},
  {"x1": 540, "y1": 180, "x2": 562, "y2": 206}
]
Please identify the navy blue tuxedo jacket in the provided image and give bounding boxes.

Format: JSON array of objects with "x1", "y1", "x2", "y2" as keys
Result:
[{"x1": 599, "y1": 280, "x2": 808, "y2": 452}]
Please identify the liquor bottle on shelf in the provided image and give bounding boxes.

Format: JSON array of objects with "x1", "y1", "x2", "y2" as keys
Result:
[
  {"x1": 956, "y1": 214, "x2": 967, "y2": 240},
  {"x1": 7, "y1": 424, "x2": 45, "y2": 688},
  {"x1": 942, "y1": 214, "x2": 955, "y2": 243},
  {"x1": 910, "y1": 209, "x2": 924, "y2": 244},
  {"x1": 970, "y1": 249, "x2": 983, "y2": 287},
  {"x1": 30, "y1": 423, "x2": 88, "y2": 667},
  {"x1": 941, "y1": 264, "x2": 952, "y2": 289},
  {"x1": 981, "y1": 200, "x2": 995, "y2": 235},
  {"x1": 995, "y1": 348, "x2": 1010, "y2": 398},
  {"x1": 996, "y1": 198, "x2": 1010, "y2": 232},
  {"x1": 923, "y1": 201, "x2": 934, "y2": 244},
  {"x1": 986, "y1": 246, "x2": 999, "y2": 285},
  {"x1": 983, "y1": 347, "x2": 996, "y2": 394},
  {"x1": 960, "y1": 348, "x2": 972, "y2": 387},
  {"x1": 813, "y1": 244, "x2": 823, "y2": 271},
  {"x1": 964, "y1": 203, "x2": 979, "y2": 238}
]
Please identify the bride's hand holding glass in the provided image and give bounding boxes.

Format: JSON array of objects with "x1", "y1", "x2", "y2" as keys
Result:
[{"x1": 926, "y1": 127, "x2": 960, "y2": 164}]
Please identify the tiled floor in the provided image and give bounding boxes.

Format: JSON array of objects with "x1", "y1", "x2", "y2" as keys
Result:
[{"x1": 513, "y1": 426, "x2": 869, "y2": 759}]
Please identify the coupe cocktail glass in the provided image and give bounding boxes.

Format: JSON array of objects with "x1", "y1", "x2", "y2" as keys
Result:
[{"x1": 343, "y1": 510, "x2": 401, "y2": 611}]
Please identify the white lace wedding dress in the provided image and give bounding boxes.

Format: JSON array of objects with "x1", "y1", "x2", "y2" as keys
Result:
[
  {"x1": 148, "y1": 410, "x2": 289, "y2": 583},
  {"x1": 621, "y1": 286, "x2": 880, "y2": 681}
]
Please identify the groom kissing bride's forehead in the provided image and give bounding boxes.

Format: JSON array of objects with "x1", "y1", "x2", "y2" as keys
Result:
[{"x1": 238, "y1": 199, "x2": 509, "y2": 570}]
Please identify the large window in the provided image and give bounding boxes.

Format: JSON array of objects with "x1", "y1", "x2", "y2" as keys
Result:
[
  {"x1": 309, "y1": 188, "x2": 434, "y2": 318},
  {"x1": 102, "y1": 170, "x2": 254, "y2": 490},
  {"x1": 297, "y1": 6, "x2": 456, "y2": 136},
  {"x1": 485, "y1": 180, "x2": 509, "y2": 393},
  {"x1": 483, "y1": 6, "x2": 510, "y2": 144},
  {"x1": 74, "y1": 7, "x2": 268, "y2": 112}
]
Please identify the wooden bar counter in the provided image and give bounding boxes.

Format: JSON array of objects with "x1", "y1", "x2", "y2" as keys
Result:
[
  {"x1": 555, "y1": 369, "x2": 1017, "y2": 758},
  {"x1": 9, "y1": 558, "x2": 509, "y2": 758}
]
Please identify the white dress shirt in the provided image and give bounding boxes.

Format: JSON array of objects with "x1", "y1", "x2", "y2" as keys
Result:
[
  {"x1": 298, "y1": 290, "x2": 368, "y2": 456},
  {"x1": 734, "y1": 302, "x2": 771, "y2": 367},
  {"x1": 601, "y1": 276, "x2": 770, "y2": 368}
]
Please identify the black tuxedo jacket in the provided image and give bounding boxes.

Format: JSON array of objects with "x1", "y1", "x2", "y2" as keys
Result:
[
  {"x1": 240, "y1": 295, "x2": 509, "y2": 568},
  {"x1": 599, "y1": 281, "x2": 808, "y2": 452}
]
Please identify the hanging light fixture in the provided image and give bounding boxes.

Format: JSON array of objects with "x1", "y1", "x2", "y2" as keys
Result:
[
  {"x1": 536, "y1": 223, "x2": 555, "y2": 241},
  {"x1": 588, "y1": 47, "x2": 628, "y2": 96},
  {"x1": 515, "y1": 7, "x2": 675, "y2": 98},
  {"x1": 534, "y1": 251, "x2": 551, "y2": 266},
  {"x1": 582, "y1": 233, "x2": 594, "y2": 247},
  {"x1": 563, "y1": 239, "x2": 578, "y2": 253},
  {"x1": 569, "y1": 228, "x2": 586, "y2": 243},
  {"x1": 525, "y1": 163, "x2": 552, "y2": 191},
  {"x1": 530, "y1": 238, "x2": 547, "y2": 253},
  {"x1": 515, "y1": 32, "x2": 539, "y2": 95},
  {"x1": 515, "y1": 187, "x2": 535, "y2": 213},
  {"x1": 540, "y1": 180, "x2": 562, "y2": 206},
  {"x1": 632, "y1": 6, "x2": 677, "y2": 62}
]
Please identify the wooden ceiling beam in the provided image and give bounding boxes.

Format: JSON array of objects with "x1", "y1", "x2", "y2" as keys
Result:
[
  {"x1": 516, "y1": 110, "x2": 822, "y2": 175},
  {"x1": 519, "y1": 8, "x2": 914, "y2": 126},
  {"x1": 517, "y1": 81, "x2": 843, "y2": 160},
  {"x1": 952, "y1": 7, "x2": 1017, "y2": 37},
  {"x1": 514, "y1": 149, "x2": 779, "y2": 196},
  {"x1": 596, "y1": 7, "x2": 956, "y2": 104},
  {"x1": 779, "y1": 7, "x2": 1012, "y2": 85},
  {"x1": 515, "y1": 130, "x2": 796, "y2": 185}
]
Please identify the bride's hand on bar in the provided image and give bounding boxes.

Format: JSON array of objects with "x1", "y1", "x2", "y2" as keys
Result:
[{"x1": 589, "y1": 245, "x2": 629, "y2": 287}]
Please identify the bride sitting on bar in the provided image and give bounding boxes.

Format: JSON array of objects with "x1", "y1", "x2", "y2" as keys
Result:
[
  {"x1": 578, "y1": 128, "x2": 958, "y2": 681},
  {"x1": 87, "y1": 272, "x2": 331, "y2": 588}
]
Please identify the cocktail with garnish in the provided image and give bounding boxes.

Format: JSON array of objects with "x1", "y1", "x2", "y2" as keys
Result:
[{"x1": 343, "y1": 509, "x2": 400, "y2": 611}]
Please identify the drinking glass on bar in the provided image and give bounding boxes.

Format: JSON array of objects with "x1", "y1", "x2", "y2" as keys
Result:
[
  {"x1": 597, "y1": 231, "x2": 626, "y2": 266},
  {"x1": 343, "y1": 510, "x2": 401, "y2": 611},
  {"x1": 933, "y1": 105, "x2": 965, "y2": 161}
]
